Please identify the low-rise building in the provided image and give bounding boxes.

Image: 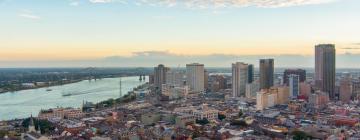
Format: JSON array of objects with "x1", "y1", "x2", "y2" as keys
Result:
[
  {"x1": 38, "y1": 108, "x2": 84, "y2": 120},
  {"x1": 175, "y1": 115, "x2": 195, "y2": 128},
  {"x1": 162, "y1": 84, "x2": 189, "y2": 100},
  {"x1": 174, "y1": 104, "x2": 218, "y2": 120}
]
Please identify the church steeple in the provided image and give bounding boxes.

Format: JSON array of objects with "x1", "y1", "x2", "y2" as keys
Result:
[{"x1": 28, "y1": 114, "x2": 36, "y2": 133}]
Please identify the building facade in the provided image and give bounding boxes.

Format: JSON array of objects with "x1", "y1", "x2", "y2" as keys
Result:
[
  {"x1": 315, "y1": 44, "x2": 336, "y2": 100},
  {"x1": 339, "y1": 78, "x2": 352, "y2": 103},
  {"x1": 232, "y1": 62, "x2": 248, "y2": 97},
  {"x1": 260, "y1": 59, "x2": 274, "y2": 90},
  {"x1": 165, "y1": 70, "x2": 186, "y2": 87},
  {"x1": 248, "y1": 64, "x2": 254, "y2": 83},
  {"x1": 256, "y1": 86, "x2": 289, "y2": 110},
  {"x1": 246, "y1": 81, "x2": 260, "y2": 99},
  {"x1": 283, "y1": 69, "x2": 306, "y2": 86},
  {"x1": 289, "y1": 74, "x2": 300, "y2": 99},
  {"x1": 186, "y1": 63, "x2": 205, "y2": 93},
  {"x1": 154, "y1": 64, "x2": 170, "y2": 91}
]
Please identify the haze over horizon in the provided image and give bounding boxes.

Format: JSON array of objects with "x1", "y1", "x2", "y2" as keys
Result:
[{"x1": 1, "y1": 0, "x2": 360, "y2": 67}]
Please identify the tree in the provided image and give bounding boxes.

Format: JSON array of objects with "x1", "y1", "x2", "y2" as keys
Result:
[
  {"x1": 230, "y1": 119, "x2": 247, "y2": 127},
  {"x1": 22, "y1": 118, "x2": 55, "y2": 134},
  {"x1": 218, "y1": 113, "x2": 226, "y2": 120},
  {"x1": 196, "y1": 118, "x2": 209, "y2": 125},
  {"x1": 0, "y1": 130, "x2": 8, "y2": 138},
  {"x1": 238, "y1": 110, "x2": 243, "y2": 118},
  {"x1": 292, "y1": 131, "x2": 308, "y2": 140}
]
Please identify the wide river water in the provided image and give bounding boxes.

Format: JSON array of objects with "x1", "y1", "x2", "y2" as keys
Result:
[{"x1": 0, "y1": 76, "x2": 147, "y2": 121}]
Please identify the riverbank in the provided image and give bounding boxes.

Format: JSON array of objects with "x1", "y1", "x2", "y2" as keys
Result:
[
  {"x1": 0, "y1": 76, "x2": 147, "y2": 121},
  {"x1": 0, "y1": 79, "x2": 83, "y2": 94}
]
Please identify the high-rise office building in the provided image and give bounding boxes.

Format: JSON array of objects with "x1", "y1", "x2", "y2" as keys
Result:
[
  {"x1": 232, "y1": 62, "x2": 248, "y2": 97},
  {"x1": 247, "y1": 64, "x2": 254, "y2": 83},
  {"x1": 289, "y1": 74, "x2": 300, "y2": 99},
  {"x1": 154, "y1": 64, "x2": 170, "y2": 90},
  {"x1": 260, "y1": 59, "x2": 274, "y2": 89},
  {"x1": 352, "y1": 80, "x2": 360, "y2": 100},
  {"x1": 186, "y1": 63, "x2": 205, "y2": 93},
  {"x1": 283, "y1": 69, "x2": 306, "y2": 86},
  {"x1": 166, "y1": 70, "x2": 186, "y2": 87},
  {"x1": 315, "y1": 44, "x2": 336, "y2": 99}
]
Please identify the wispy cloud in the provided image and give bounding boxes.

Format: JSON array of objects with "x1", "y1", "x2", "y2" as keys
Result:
[
  {"x1": 89, "y1": 0, "x2": 337, "y2": 8},
  {"x1": 70, "y1": 1, "x2": 80, "y2": 6},
  {"x1": 152, "y1": 15, "x2": 174, "y2": 20},
  {"x1": 18, "y1": 10, "x2": 41, "y2": 20},
  {"x1": 342, "y1": 47, "x2": 360, "y2": 50},
  {"x1": 2, "y1": 51, "x2": 360, "y2": 68},
  {"x1": 89, "y1": 0, "x2": 113, "y2": 3}
]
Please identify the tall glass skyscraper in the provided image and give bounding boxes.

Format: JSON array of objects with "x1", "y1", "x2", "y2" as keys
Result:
[{"x1": 289, "y1": 74, "x2": 300, "y2": 98}]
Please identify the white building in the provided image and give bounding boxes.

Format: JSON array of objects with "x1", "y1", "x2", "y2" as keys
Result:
[
  {"x1": 232, "y1": 62, "x2": 248, "y2": 97},
  {"x1": 162, "y1": 84, "x2": 189, "y2": 99},
  {"x1": 246, "y1": 81, "x2": 260, "y2": 99},
  {"x1": 186, "y1": 63, "x2": 205, "y2": 93},
  {"x1": 166, "y1": 70, "x2": 186, "y2": 87},
  {"x1": 38, "y1": 108, "x2": 84, "y2": 120},
  {"x1": 174, "y1": 104, "x2": 218, "y2": 120}
]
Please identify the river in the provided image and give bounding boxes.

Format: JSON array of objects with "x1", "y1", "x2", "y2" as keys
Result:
[{"x1": 0, "y1": 76, "x2": 147, "y2": 121}]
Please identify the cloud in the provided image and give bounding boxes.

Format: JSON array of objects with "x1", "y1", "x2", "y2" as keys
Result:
[
  {"x1": 2, "y1": 51, "x2": 360, "y2": 68},
  {"x1": 91, "y1": 0, "x2": 337, "y2": 8},
  {"x1": 342, "y1": 47, "x2": 360, "y2": 50},
  {"x1": 18, "y1": 10, "x2": 41, "y2": 20},
  {"x1": 70, "y1": 1, "x2": 80, "y2": 6},
  {"x1": 89, "y1": 0, "x2": 112, "y2": 3},
  {"x1": 152, "y1": 15, "x2": 174, "y2": 19},
  {"x1": 102, "y1": 51, "x2": 313, "y2": 68}
]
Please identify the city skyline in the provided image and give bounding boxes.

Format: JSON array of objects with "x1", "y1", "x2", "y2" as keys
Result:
[{"x1": 1, "y1": 0, "x2": 360, "y2": 67}]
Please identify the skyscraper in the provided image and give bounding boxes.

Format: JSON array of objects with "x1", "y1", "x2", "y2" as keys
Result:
[
  {"x1": 166, "y1": 70, "x2": 186, "y2": 87},
  {"x1": 232, "y1": 62, "x2": 248, "y2": 97},
  {"x1": 315, "y1": 44, "x2": 336, "y2": 100},
  {"x1": 283, "y1": 69, "x2": 306, "y2": 86},
  {"x1": 260, "y1": 59, "x2": 274, "y2": 89},
  {"x1": 247, "y1": 64, "x2": 254, "y2": 83},
  {"x1": 289, "y1": 74, "x2": 300, "y2": 99},
  {"x1": 154, "y1": 64, "x2": 170, "y2": 91},
  {"x1": 186, "y1": 63, "x2": 205, "y2": 93}
]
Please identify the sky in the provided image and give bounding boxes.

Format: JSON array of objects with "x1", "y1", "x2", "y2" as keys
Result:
[{"x1": 0, "y1": 0, "x2": 360, "y2": 68}]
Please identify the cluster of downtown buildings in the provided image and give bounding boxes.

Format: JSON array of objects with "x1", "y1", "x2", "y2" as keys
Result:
[
  {"x1": 2, "y1": 44, "x2": 360, "y2": 140},
  {"x1": 150, "y1": 44, "x2": 343, "y2": 109}
]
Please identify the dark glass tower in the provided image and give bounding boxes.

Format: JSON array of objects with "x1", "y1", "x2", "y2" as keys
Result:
[
  {"x1": 247, "y1": 64, "x2": 254, "y2": 83},
  {"x1": 259, "y1": 59, "x2": 274, "y2": 89},
  {"x1": 315, "y1": 44, "x2": 336, "y2": 100},
  {"x1": 283, "y1": 69, "x2": 306, "y2": 86}
]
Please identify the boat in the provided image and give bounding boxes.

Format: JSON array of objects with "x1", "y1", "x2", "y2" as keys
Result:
[{"x1": 62, "y1": 92, "x2": 72, "y2": 96}]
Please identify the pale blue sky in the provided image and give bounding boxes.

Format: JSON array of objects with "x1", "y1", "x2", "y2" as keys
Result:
[{"x1": 0, "y1": 0, "x2": 360, "y2": 67}]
